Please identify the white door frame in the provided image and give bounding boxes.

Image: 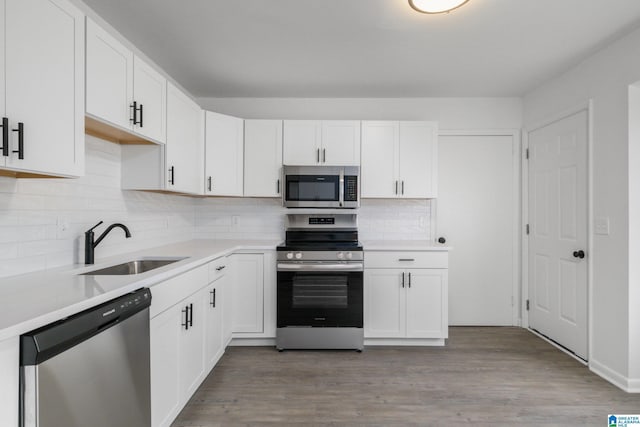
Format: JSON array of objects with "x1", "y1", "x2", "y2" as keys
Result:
[
  {"x1": 436, "y1": 129, "x2": 522, "y2": 326},
  {"x1": 522, "y1": 101, "x2": 593, "y2": 361}
]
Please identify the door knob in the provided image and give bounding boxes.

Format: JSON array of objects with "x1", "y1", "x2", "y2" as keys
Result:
[
  {"x1": 573, "y1": 250, "x2": 585, "y2": 259},
  {"x1": 438, "y1": 237, "x2": 446, "y2": 244}
]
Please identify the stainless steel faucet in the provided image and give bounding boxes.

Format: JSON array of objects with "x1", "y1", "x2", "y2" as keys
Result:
[{"x1": 85, "y1": 221, "x2": 132, "y2": 264}]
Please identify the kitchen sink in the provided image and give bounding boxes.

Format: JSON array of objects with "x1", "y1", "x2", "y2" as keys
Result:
[{"x1": 81, "y1": 257, "x2": 187, "y2": 275}]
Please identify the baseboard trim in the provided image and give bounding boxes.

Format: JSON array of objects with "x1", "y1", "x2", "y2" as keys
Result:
[
  {"x1": 589, "y1": 358, "x2": 638, "y2": 393},
  {"x1": 364, "y1": 338, "x2": 445, "y2": 346},
  {"x1": 229, "y1": 338, "x2": 276, "y2": 347}
]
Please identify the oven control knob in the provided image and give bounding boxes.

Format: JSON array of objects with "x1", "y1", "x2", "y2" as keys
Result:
[
  {"x1": 286, "y1": 252, "x2": 294, "y2": 260},
  {"x1": 295, "y1": 252, "x2": 303, "y2": 259},
  {"x1": 346, "y1": 252, "x2": 353, "y2": 259},
  {"x1": 337, "y1": 252, "x2": 344, "y2": 259}
]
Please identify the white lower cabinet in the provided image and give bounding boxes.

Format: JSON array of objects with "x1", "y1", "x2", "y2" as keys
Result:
[
  {"x1": 364, "y1": 251, "x2": 448, "y2": 345},
  {"x1": 231, "y1": 253, "x2": 264, "y2": 334}
]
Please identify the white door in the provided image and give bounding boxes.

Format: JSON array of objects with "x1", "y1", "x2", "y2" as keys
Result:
[
  {"x1": 398, "y1": 122, "x2": 438, "y2": 198},
  {"x1": 283, "y1": 120, "x2": 321, "y2": 165},
  {"x1": 132, "y1": 56, "x2": 166, "y2": 143},
  {"x1": 5, "y1": 0, "x2": 84, "y2": 176},
  {"x1": 321, "y1": 121, "x2": 361, "y2": 166},
  {"x1": 364, "y1": 269, "x2": 404, "y2": 338},
  {"x1": 361, "y1": 121, "x2": 398, "y2": 198},
  {"x1": 204, "y1": 111, "x2": 244, "y2": 196},
  {"x1": 405, "y1": 269, "x2": 447, "y2": 338},
  {"x1": 437, "y1": 134, "x2": 516, "y2": 325},
  {"x1": 528, "y1": 110, "x2": 588, "y2": 359},
  {"x1": 166, "y1": 83, "x2": 203, "y2": 194},
  {"x1": 244, "y1": 120, "x2": 283, "y2": 197},
  {"x1": 85, "y1": 18, "x2": 133, "y2": 130}
]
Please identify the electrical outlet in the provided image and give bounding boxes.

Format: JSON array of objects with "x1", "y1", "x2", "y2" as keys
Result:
[{"x1": 594, "y1": 217, "x2": 610, "y2": 235}]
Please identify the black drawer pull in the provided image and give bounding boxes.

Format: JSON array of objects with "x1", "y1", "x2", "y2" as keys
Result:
[
  {"x1": 210, "y1": 288, "x2": 216, "y2": 307},
  {"x1": 215, "y1": 265, "x2": 226, "y2": 271},
  {"x1": 398, "y1": 258, "x2": 415, "y2": 262}
]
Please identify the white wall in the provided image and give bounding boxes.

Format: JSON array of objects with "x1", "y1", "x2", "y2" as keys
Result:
[
  {"x1": 523, "y1": 26, "x2": 640, "y2": 391},
  {"x1": 0, "y1": 135, "x2": 196, "y2": 278},
  {"x1": 197, "y1": 97, "x2": 522, "y2": 130}
]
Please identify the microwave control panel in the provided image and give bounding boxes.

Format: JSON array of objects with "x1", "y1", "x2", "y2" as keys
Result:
[{"x1": 344, "y1": 176, "x2": 358, "y2": 201}]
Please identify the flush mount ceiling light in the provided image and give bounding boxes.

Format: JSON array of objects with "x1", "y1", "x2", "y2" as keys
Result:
[{"x1": 408, "y1": 0, "x2": 470, "y2": 14}]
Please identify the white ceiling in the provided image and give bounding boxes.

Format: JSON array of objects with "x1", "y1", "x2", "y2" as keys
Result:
[{"x1": 81, "y1": 0, "x2": 640, "y2": 98}]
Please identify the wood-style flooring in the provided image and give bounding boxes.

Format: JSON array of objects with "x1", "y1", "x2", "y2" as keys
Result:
[{"x1": 172, "y1": 327, "x2": 640, "y2": 426}]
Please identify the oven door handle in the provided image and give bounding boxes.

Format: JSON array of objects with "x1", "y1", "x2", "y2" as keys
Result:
[{"x1": 277, "y1": 263, "x2": 364, "y2": 272}]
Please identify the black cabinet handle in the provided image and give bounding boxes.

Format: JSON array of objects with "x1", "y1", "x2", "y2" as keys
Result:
[
  {"x1": 1, "y1": 117, "x2": 8, "y2": 157},
  {"x1": 189, "y1": 303, "x2": 193, "y2": 327},
  {"x1": 401, "y1": 272, "x2": 405, "y2": 288},
  {"x1": 12, "y1": 122, "x2": 24, "y2": 159},
  {"x1": 316, "y1": 148, "x2": 320, "y2": 163},
  {"x1": 398, "y1": 258, "x2": 415, "y2": 262},
  {"x1": 438, "y1": 237, "x2": 446, "y2": 244},
  {"x1": 215, "y1": 265, "x2": 226, "y2": 271},
  {"x1": 322, "y1": 148, "x2": 326, "y2": 163},
  {"x1": 401, "y1": 181, "x2": 405, "y2": 195},
  {"x1": 573, "y1": 250, "x2": 585, "y2": 259},
  {"x1": 408, "y1": 272, "x2": 412, "y2": 288},
  {"x1": 139, "y1": 103, "x2": 144, "y2": 128},
  {"x1": 130, "y1": 101, "x2": 143, "y2": 126},
  {"x1": 395, "y1": 181, "x2": 398, "y2": 195},
  {"x1": 277, "y1": 179, "x2": 280, "y2": 194},
  {"x1": 210, "y1": 288, "x2": 216, "y2": 307},
  {"x1": 208, "y1": 176, "x2": 212, "y2": 192},
  {"x1": 169, "y1": 166, "x2": 175, "y2": 185},
  {"x1": 182, "y1": 305, "x2": 189, "y2": 330}
]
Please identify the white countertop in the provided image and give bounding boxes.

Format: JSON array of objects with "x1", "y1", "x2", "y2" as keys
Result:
[
  {"x1": 363, "y1": 240, "x2": 452, "y2": 251},
  {"x1": 0, "y1": 239, "x2": 278, "y2": 341}
]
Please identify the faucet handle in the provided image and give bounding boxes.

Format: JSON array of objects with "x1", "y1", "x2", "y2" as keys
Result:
[{"x1": 87, "y1": 221, "x2": 104, "y2": 233}]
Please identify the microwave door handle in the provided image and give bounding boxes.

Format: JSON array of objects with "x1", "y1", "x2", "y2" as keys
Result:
[{"x1": 339, "y1": 169, "x2": 344, "y2": 207}]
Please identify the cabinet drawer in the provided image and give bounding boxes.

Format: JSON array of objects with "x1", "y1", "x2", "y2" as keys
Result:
[
  {"x1": 150, "y1": 265, "x2": 208, "y2": 318},
  {"x1": 208, "y1": 256, "x2": 229, "y2": 283},
  {"x1": 365, "y1": 251, "x2": 448, "y2": 269}
]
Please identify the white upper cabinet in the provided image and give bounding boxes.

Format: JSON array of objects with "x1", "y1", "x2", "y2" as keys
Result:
[
  {"x1": 244, "y1": 120, "x2": 283, "y2": 197},
  {"x1": 121, "y1": 84, "x2": 202, "y2": 195},
  {"x1": 86, "y1": 19, "x2": 166, "y2": 144},
  {"x1": 283, "y1": 120, "x2": 360, "y2": 166},
  {"x1": 86, "y1": 19, "x2": 133, "y2": 132},
  {"x1": 133, "y1": 57, "x2": 166, "y2": 143},
  {"x1": 0, "y1": 0, "x2": 84, "y2": 177},
  {"x1": 204, "y1": 111, "x2": 244, "y2": 196},
  {"x1": 361, "y1": 121, "x2": 438, "y2": 198},
  {"x1": 165, "y1": 82, "x2": 203, "y2": 195}
]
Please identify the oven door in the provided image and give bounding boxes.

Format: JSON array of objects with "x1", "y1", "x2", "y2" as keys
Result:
[
  {"x1": 284, "y1": 173, "x2": 341, "y2": 208},
  {"x1": 277, "y1": 263, "x2": 363, "y2": 328}
]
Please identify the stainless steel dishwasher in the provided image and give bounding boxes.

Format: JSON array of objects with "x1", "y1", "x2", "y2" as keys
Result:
[{"x1": 20, "y1": 288, "x2": 152, "y2": 427}]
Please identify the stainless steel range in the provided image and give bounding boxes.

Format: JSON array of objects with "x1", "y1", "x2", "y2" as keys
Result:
[{"x1": 276, "y1": 213, "x2": 364, "y2": 351}]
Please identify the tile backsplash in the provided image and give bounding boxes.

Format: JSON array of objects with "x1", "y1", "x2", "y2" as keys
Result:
[{"x1": 0, "y1": 135, "x2": 432, "y2": 278}]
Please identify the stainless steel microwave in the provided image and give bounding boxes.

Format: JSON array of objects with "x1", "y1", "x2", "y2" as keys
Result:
[{"x1": 283, "y1": 165, "x2": 360, "y2": 208}]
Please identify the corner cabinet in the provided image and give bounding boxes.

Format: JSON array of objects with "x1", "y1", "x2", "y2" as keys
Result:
[
  {"x1": 86, "y1": 18, "x2": 166, "y2": 145},
  {"x1": 361, "y1": 121, "x2": 438, "y2": 198},
  {"x1": 283, "y1": 120, "x2": 361, "y2": 166},
  {"x1": 244, "y1": 120, "x2": 283, "y2": 197},
  {"x1": 364, "y1": 250, "x2": 448, "y2": 345},
  {"x1": 121, "y1": 83, "x2": 203, "y2": 195},
  {"x1": 204, "y1": 111, "x2": 244, "y2": 196},
  {"x1": 0, "y1": 0, "x2": 84, "y2": 178}
]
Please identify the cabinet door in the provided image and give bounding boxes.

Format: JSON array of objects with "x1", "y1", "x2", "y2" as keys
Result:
[
  {"x1": 283, "y1": 120, "x2": 321, "y2": 165},
  {"x1": 166, "y1": 83, "x2": 204, "y2": 194},
  {"x1": 244, "y1": 120, "x2": 283, "y2": 197},
  {"x1": 364, "y1": 269, "x2": 405, "y2": 338},
  {"x1": 85, "y1": 18, "x2": 133, "y2": 131},
  {"x1": 321, "y1": 121, "x2": 361, "y2": 166},
  {"x1": 361, "y1": 121, "x2": 399, "y2": 198},
  {"x1": 133, "y1": 56, "x2": 166, "y2": 143},
  {"x1": 203, "y1": 280, "x2": 224, "y2": 370},
  {"x1": 221, "y1": 264, "x2": 234, "y2": 345},
  {"x1": 179, "y1": 294, "x2": 206, "y2": 398},
  {"x1": 398, "y1": 121, "x2": 438, "y2": 198},
  {"x1": 405, "y1": 269, "x2": 448, "y2": 338},
  {"x1": 204, "y1": 111, "x2": 244, "y2": 196},
  {"x1": 5, "y1": 0, "x2": 84, "y2": 176},
  {"x1": 150, "y1": 304, "x2": 182, "y2": 427},
  {"x1": 232, "y1": 254, "x2": 264, "y2": 333}
]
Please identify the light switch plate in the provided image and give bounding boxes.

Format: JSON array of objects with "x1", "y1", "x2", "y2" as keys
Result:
[{"x1": 595, "y1": 217, "x2": 610, "y2": 235}]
